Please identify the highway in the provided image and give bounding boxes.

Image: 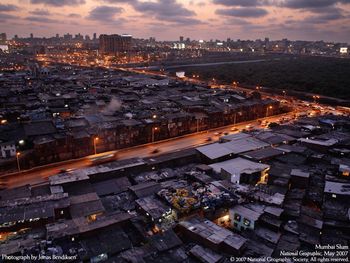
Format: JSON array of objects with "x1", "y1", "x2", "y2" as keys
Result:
[{"x1": 1, "y1": 113, "x2": 295, "y2": 189}]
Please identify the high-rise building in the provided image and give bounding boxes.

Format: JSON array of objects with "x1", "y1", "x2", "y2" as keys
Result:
[
  {"x1": 30, "y1": 33, "x2": 34, "y2": 39},
  {"x1": 64, "y1": 33, "x2": 73, "y2": 40},
  {"x1": 99, "y1": 34, "x2": 132, "y2": 54},
  {"x1": 180, "y1": 36, "x2": 184, "y2": 42},
  {"x1": 56, "y1": 34, "x2": 59, "y2": 38},
  {"x1": 93, "y1": 33, "x2": 97, "y2": 41},
  {"x1": 0, "y1": 33, "x2": 6, "y2": 44},
  {"x1": 75, "y1": 33, "x2": 84, "y2": 41}
]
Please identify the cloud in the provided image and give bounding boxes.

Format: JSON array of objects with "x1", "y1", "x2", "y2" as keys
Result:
[
  {"x1": 25, "y1": 16, "x2": 57, "y2": 23},
  {"x1": 68, "y1": 13, "x2": 81, "y2": 18},
  {"x1": 133, "y1": 0, "x2": 202, "y2": 25},
  {"x1": 189, "y1": 0, "x2": 206, "y2": 6},
  {"x1": 105, "y1": 0, "x2": 202, "y2": 25},
  {"x1": 87, "y1": 5, "x2": 124, "y2": 22},
  {"x1": 303, "y1": 13, "x2": 344, "y2": 24},
  {"x1": 224, "y1": 17, "x2": 253, "y2": 25},
  {"x1": 213, "y1": 0, "x2": 261, "y2": 7},
  {"x1": 29, "y1": 9, "x2": 51, "y2": 16},
  {"x1": 0, "y1": 4, "x2": 19, "y2": 12},
  {"x1": 216, "y1": 7, "x2": 268, "y2": 17},
  {"x1": 0, "y1": 13, "x2": 16, "y2": 22},
  {"x1": 30, "y1": 0, "x2": 85, "y2": 7},
  {"x1": 281, "y1": 0, "x2": 349, "y2": 9},
  {"x1": 102, "y1": 0, "x2": 137, "y2": 3}
]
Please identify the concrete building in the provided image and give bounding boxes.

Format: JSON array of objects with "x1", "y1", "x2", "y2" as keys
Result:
[
  {"x1": 210, "y1": 157, "x2": 270, "y2": 185},
  {"x1": 0, "y1": 141, "x2": 16, "y2": 158},
  {"x1": 229, "y1": 205, "x2": 263, "y2": 231},
  {"x1": 99, "y1": 34, "x2": 132, "y2": 54}
]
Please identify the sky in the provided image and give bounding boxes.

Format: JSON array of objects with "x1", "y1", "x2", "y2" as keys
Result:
[{"x1": 0, "y1": 0, "x2": 350, "y2": 42}]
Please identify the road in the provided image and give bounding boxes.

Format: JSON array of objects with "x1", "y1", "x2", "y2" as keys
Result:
[
  {"x1": 135, "y1": 59, "x2": 270, "y2": 70},
  {"x1": 2, "y1": 66, "x2": 348, "y2": 189},
  {"x1": 1, "y1": 113, "x2": 294, "y2": 189}
]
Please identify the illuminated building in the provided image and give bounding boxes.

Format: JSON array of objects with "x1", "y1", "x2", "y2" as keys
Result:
[
  {"x1": 99, "y1": 34, "x2": 133, "y2": 55},
  {"x1": 340, "y1": 47, "x2": 348, "y2": 54}
]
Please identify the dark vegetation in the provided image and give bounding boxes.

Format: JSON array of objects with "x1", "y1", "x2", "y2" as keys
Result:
[{"x1": 182, "y1": 56, "x2": 350, "y2": 100}]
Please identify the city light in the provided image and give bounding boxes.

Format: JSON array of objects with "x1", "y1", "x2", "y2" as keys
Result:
[
  {"x1": 94, "y1": 137, "x2": 99, "y2": 155},
  {"x1": 16, "y1": 152, "x2": 21, "y2": 172},
  {"x1": 0, "y1": 9, "x2": 349, "y2": 261}
]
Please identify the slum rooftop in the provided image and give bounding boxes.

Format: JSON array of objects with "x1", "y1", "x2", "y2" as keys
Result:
[{"x1": 0, "y1": 114, "x2": 349, "y2": 261}]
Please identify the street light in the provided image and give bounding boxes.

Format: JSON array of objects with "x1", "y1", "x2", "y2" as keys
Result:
[
  {"x1": 152, "y1": 127, "x2": 158, "y2": 143},
  {"x1": 94, "y1": 137, "x2": 99, "y2": 155},
  {"x1": 152, "y1": 114, "x2": 157, "y2": 119},
  {"x1": 16, "y1": 152, "x2": 21, "y2": 172},
  {"x1": 266, "y1": 105, "x2": 273, "y2": 117}
]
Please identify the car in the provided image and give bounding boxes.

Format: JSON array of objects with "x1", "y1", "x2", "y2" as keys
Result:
[
  {"x1": 151, "y1": 148, "x2": 160, "y2": 154},
  {"x1": 214, "y1": 132, "x2": 222, "y2": 136},
  {"x1": 89, "y1": 153, "x2": 118, "y2": 166},
  {"x1": 224, "y1": 132, "x2": 229, "y2": 135},
  {"x1": 231, "y1": 127, "x2": 238, "y2": 132},
  {"x1": 59, "y1": 168, "x2": 74, "y2": 174},
  {"x1": 205, "y1": 137, "x2": 213, "y2": 142}
]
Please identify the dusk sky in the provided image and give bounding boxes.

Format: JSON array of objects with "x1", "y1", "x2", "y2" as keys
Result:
[{"x1": 0, "y1": 0, "x2": 350, "y2": 42}]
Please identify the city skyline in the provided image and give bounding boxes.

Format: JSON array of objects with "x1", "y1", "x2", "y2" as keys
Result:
[{"x1": 0, "y1": 0, "x2": 350, "y2": 42}]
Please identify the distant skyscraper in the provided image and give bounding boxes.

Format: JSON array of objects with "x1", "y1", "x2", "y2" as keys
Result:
[
  {"x1": 56, "y1": 34, "x2": 59, "y2": 38},
  {"x1": 64, "y1": 33, "x2": 72, "y2": 40},
  {"x1": 0, "y1": 33, "x2": 6, "y2": 44},
  {"x1": 75, "y1": 33, "x2": 83, "y2": 41},
  {"x1": 30, "y1": 33, "x2": 33, "y2": 39},
  {"x1": 93, "y1": 33, "x2": 97, "y2": 41},
  {"x1": 99, "y1": 34, "x2": 132, "y2": 54},
  {"x1": 85, "y1": 35, "x2": 90, "y2": 41},
  {"x1": 180, "y1": 36, "x2": 184, "y2": 42}
]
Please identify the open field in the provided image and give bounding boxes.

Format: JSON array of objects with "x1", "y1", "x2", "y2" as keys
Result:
[{"x1": 180, "y1": 55, "x2": 350, "y2": 100}]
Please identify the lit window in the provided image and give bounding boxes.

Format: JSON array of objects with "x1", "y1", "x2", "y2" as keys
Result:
[
  {"x1": 234, "y1": 213, "x2": 241, "y2": 222},
  {"x1": 243, "y1": 218, "x2": 251, "y2": 226}
]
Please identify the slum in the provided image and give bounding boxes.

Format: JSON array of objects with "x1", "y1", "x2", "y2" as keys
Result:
[
  {"x1": 0, "y1": 114, "x2": 349, "y2": 262},
  {"x1": 0, "y1": 65, "x2": 282, "y2": 173}
]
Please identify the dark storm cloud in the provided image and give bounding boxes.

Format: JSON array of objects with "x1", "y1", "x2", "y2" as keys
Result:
[
  {"x1": 26, "y1": 16, "x2": 57, "y2": 23},
  {"x1": 30, "y1": 0, "x2": 86, "y2": 7},
  {"x1": 216, "y1": 7, "x2": 268, "y2": 17},
  {"x1": 87, "y1": 5, "x2": 124, "y2": 22},
  {"x1": 29, "y1": 9, "x2": 51, "y2": 16},
  {"x1": 0, "y1": 4, "x2": 19, "y2": 12}
]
